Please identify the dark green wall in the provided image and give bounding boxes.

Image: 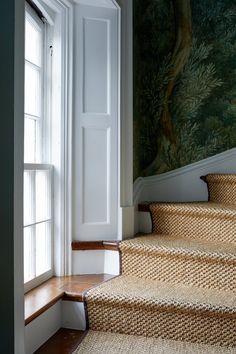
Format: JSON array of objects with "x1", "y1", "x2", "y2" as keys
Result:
[
  {"x1": 0, "y1": 1, "x2": 16, "y2": 352},
  {"x1": 134, "y1": 0, "x2": 236, "y2": 179}
]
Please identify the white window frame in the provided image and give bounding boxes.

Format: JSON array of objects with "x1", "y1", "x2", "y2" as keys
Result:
[
  {"x1": 24, "y1": 3, "x2": 54, "y2": 293},
  {"x1": 30, "y1": 0, "x2": 74, "y2": 278}
]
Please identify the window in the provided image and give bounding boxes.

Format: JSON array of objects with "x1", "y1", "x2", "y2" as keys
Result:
[{"x1": 24, "y1": 4, "x2": 53, "y2": 290}]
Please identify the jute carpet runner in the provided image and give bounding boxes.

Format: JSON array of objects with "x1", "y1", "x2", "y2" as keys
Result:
[
  {"x1": 73, "y1": 331, "x2": 235, "y2": 354},
  {"x1": 78, "y1": 174, "x2": 236, "y2": 351}
]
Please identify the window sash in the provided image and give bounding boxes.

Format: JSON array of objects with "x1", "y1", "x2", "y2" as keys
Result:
[
  {"x1": 24, "y1": 4, "x2": 53, "y2": 292},
  {"x1": 24, "y1": 164, "x2": 53, "y2": 292},
  {"x1": 24, "y1": 5, "x2": 46, "y2": 164}
]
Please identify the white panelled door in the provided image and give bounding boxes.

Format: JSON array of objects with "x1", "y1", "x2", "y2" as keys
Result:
[{"x1": 73, "y1": 2, "x2": 119, "y2": 240}]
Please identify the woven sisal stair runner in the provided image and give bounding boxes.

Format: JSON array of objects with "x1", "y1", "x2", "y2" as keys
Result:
[
  {"x1": 202, "y1": 174, "x2": 236, "y2": 205},
  {"x1": 74, "y1": 331, "x2": 236, "y2": 354},
  {"x1": 150, "y1": 202, "x2": 236, "y2": 244},
  {"x1": 85, "y1": 174, "x2": 236, "y2": 349},
  {"x1": 120, "y1": 234, "x2": 236, "y2": 292},
  {"x1": 86, "y1": 276, "x2": 236, "y2": 346}
]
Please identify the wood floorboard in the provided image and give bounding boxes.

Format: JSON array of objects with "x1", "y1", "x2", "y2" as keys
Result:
[{"x1": 34, "y1": 328, "x2": 87, "y2": 354}]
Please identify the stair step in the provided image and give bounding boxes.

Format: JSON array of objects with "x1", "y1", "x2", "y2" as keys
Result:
[
  {"x1": 120, "y1": 235, "x2": 236, "y2": 292},
  {"x1": 149, "y1": 202, "x2": 236, "y2": 244},
  {"x1": 76, "y1": 330, "x2": 236, "y2": 354},
  {"x1": 201, "y1": 174, "x2": 236, "y2": 205},
  {"x1": 86, "y1": 275, "x2": 236, "y2": 347}
]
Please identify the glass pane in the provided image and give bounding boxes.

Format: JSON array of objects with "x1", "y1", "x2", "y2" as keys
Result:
[
  {"x1": 36, "y1": 170, "x2": 51, "y2": 222},
  {"x1": 24, "y1": 170, "x2": 35, "y2": 226},
  {"x1": 25, "y1": 17, "x2": 42, "y2": 66},
  {"x1": 36, "y1": 221, "x2": 51, "y2": 276},
  {"x1": 24, "y1": 117, "x2": 36, "y2": 163},
  {"x1": 24, "y1": 226, "x2": 35, "y2": 283},
  {"x1": 25, "y1": 63, "x2": 41, "y2": 117}
]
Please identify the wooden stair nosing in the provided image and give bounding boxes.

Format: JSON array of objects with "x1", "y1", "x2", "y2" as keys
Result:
[
  {"x1": 25, "y1": 274, "x2": 116, "y2": 325},
  {"x1": 72, "y1": 240, "x2": 120, "y2": 251}
]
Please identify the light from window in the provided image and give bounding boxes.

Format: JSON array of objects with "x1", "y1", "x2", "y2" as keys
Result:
[{"x1": 24, "y1": 6, "x2": 53, "y2": 288}]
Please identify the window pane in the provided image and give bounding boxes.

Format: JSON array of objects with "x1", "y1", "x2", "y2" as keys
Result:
[
  {"x1": 24, "y1": 117, "x2": 36, "y2": 163},
  {"x1": 36, "y1": 170, "x2": 51, "y2": 222},
  {"x1": 24, "y1": 170, "x2": 35, "y2": 226},
  {"x1": 25, "y1": 63, "x2": 41, "y2": 117},
  {"x1": 25, "y1": 17, "x2": 42, "y2": 66},
  {"x1": 24, "y1": 226, "x2": 35, "y2": 283},
  {"x1": 36, "y1": 221, "x2": 51, "y2": 276}
]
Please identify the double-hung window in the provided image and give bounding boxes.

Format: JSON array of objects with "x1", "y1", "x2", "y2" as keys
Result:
[{"x1": 24, "y1": 4, "x2": 53, "y2": 291}]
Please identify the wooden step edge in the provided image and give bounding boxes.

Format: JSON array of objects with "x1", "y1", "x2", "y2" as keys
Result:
[
  {"x1": 71, "y1": 240, "x2": 120, "y2": 251},
  {"x1": 25, "y1": 292, "x2": 63, "y2": 326},
  {"x1": 25, "y1": 274, "x2": 116, "y2": 325}
]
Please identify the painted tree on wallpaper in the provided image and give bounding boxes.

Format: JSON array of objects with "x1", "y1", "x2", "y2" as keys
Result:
[{"x1": 134, "y1": 0, "x2": 236, "y2": 179}]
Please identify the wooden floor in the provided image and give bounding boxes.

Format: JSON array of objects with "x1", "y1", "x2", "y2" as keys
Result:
[{"x1": 35, "y1": 328, "x2": 87, "y2": 354}]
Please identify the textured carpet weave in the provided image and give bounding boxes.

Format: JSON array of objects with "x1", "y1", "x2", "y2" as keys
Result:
[
  {"x1": 202, "y1": 174, "x2": 236, "y2": 205},
  {"x1": 120, "y1": 235, "x2": 236, "y2": 291},
  {"x1": 150, "y1": 202, "x2": 236, "y2": 244},
  {"x1": 73, "y1": 331, "x2": 236, "y2": 354},
  {"x1": 85, "y1": 174, "x2": 236, "y2": 350},
  {"x1": 86, "y1": 276, "x2": 236, "y2": 347}
]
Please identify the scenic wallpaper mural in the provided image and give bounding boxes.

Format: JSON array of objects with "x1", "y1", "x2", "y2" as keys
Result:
[{"x1": 134, "y1": 0, "x2": 236, "y2": 179}]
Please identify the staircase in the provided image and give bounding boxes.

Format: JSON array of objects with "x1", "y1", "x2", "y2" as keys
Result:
[{"x1": 85, "y1": 174, "x2": 236, "y2": 348}]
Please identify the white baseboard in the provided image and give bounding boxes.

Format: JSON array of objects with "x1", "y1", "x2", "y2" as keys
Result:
[
  {"x1": 120, "y1": 206, "x2": 135, "y2": 239},
  {"x1": 61, "y1": 301, "x2": 86, "y2": 330},
  {"x1": 104, "y1": 250, "x2": 120, "y2": 275},
  {"x1": 25, "y1": 300, "x2": 87, "y2": 353},
  {"x1": 25, "y1": 301, "x2": 61, "y2": 354},
  {"x1": 72, "y1": 250, "x2": 120, "y2": 275}
]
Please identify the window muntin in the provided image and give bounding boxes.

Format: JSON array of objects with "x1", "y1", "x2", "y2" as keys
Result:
[
  {"x1": 24, "y1": 10, "x2": 44, "y2": 164},
  {"x1": 24, "y1": 5, "x2": 53, "y2": 288}
]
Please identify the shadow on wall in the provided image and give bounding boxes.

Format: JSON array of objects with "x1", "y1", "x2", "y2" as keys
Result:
[{"x1": 134, "y1": 0, "x2": 236, "y2": 179}]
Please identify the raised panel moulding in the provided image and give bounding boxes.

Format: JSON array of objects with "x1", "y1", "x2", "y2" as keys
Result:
[
  {"x1": 82, "y1": 127, "x2": 110, "y2": 224},
  {"x1": 133, "y1": 148, "x2": 236, "y2": 205},
  {"x1": 74, "y1": 0, "x2": 118, "y2": 9},
  {"x1": 83, "y1": 17, "x2": 110, "y2": 114}
]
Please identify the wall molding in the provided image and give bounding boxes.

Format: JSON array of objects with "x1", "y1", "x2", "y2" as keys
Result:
[
  {"x1": 134, "y1": 148, "x2": 236, "y2": 205},
  {"x1": 118, "y1": 0, "x2": 133, "y2": 208}
]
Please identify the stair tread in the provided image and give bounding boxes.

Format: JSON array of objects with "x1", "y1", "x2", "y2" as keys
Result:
[
  {"x1": 120, "y1": 234, "x2": 236, "y2": 262},
  {"x1": 86, "y1": 275, "x2": 236, "y2": 316},
  {"x1": 203, "y1": 174, "x2": 236, "y2": 182},
  {"x1": 149, "y1": 201, "x2": 236, "y2": 216}
]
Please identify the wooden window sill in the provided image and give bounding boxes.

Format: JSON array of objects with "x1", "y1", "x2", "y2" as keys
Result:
[{"x1": 25, "y1": 274, "x2": 115, "y2": 325}]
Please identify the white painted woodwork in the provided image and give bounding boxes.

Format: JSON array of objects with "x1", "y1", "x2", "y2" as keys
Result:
[
  {"x1": 14, "y1": 0, "x2": 25, "y2": 352},
  {"x1": 134, "y1": 148, "x2": 236, "y2": 233},
  {"x1": 75, "y1": 0, "x2": 118, "y2": 9},
  {"x1": 73, "y1": 3, "x2": 119, "y2": 241},
  {"x1": 25, "y1": 301, "x2": 62, "y2": 354},
  {"x1": 61, "y1": 301, "x2": 86, "y2": 330},
  {"x1": 72, "y1": 249, "x2": 120, "y2": 275}
]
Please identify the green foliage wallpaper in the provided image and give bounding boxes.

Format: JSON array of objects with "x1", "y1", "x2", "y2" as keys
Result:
[{"x1": 133, "y1": 0, "x2": 236, "y2": 179}]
